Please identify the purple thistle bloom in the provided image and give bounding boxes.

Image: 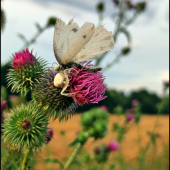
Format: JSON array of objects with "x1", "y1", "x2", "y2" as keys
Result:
[
  {"x1": 48, "y1": 126, "x2": 54, "y2": 138},
  {"x1": 132, "y1": 99, "x2": 139, "y2": 106},
  {"x1": 12, "y1": 49, "x2": 36, "y2": 70},
  {"x1": 108, "y1": 140, "x2": 119, "y2": 152},
  {"x1": 69, "y1": 61, "x2": 107, "y2": 105},
  {"x1": 44, "y1": 126, "x2": 54, "y2": 144},
  {"x1": 100, "y1": 105, "x2": 108, "y2": 112},
  {"x1": 129, "y1": 108, "x2": 135, "y2": 114},
  {"x1": 126, "y1": 113, "x2": 135, "y2": 121}
]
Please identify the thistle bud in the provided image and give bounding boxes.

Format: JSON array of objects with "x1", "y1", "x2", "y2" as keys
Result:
[
  {"x1": 22, "y1": 120, "x2": 30, "y2": 129},
  {"x1": 126, "y1": 113, "x2": 135, "y2": 122},
  {"x1": 7, "y1": 49, "x2": 48, "y2": 95},
  {"x1": 46, "y1": 17, "x2": 57, "y2": 28},
  {"x1": 94, "y1": 145, "x2": 109, "y2": 163},
  {"x1": 100, "y1": 105, "x2": 108, "y2": 112},
  {"x1": 136, "y1": 2, "x2": 146, "y2": 12},
  {"x1": 132, "y1": 99, "x2": 139, "y2": 106},
  {"x1": 3, "y1": 102, "x2": 48, "y2": 150},
  {"x1": 96, "y1": 2, "x2": 105, "y2": 13},
  {"x1": 121, "y1": 47, "x2": 131, "y2": 55},
  {"x1": 94, "y1": 147, "x2": 100, "y2": 154}
]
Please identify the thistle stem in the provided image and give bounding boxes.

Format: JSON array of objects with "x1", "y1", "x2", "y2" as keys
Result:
[
  {"x1": 63, "y1": 143, "x2": 82, "y2": 170},
  {"x1": 21, "y1": 148, "x2": 30, "y2": 170}
]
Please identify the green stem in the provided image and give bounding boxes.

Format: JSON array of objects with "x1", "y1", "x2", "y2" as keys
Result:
[
  {"x1": 19, "y1": 25, "x2": 47, "y2": 51},
  {"x1": 103, "y1": 53, "x2": 122, "y2": 72},
  {"x1": 46, "y1": 145, "x2": 51, "y2": 170},
  {"x1": 95, "y1": 0, "x2": 125, "y2": 67},
  {"x1": 21, "y1": 148, "x2": 30, "y2": 170},
  {"x1": 63, "y1": 143, "x2": 82, "y2": 170}
]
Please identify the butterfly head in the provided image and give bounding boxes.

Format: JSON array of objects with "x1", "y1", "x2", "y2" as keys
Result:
[{"x1": 53, "y1": 64, "x2": 60, "y2": 71}]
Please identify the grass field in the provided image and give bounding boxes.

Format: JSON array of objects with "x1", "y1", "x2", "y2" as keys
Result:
[{"x1": 34, "y1": 114, "x2": 169, "y2": 170}]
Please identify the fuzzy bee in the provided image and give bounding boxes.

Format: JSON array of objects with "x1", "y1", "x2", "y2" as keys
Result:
[{"x1": 53, "y1": 18, "x2": 114, "y2": 96}]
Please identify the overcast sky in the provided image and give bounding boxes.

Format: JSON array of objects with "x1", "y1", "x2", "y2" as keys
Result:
[{"x1": 1, "y1": 0, "x2": 169, "y2": 96}]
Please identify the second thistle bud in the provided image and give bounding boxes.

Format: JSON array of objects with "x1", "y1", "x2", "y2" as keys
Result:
[{"x1": 7, "y1": 49, "x2": 48, "y2": 95}]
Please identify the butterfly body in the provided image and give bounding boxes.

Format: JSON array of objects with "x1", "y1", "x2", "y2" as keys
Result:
[
  {"x1": 55, "y1": 62, "x2": 102, "y2": 73},
  {"x1": 53, "y1": 18, "x2": 114, "y2": 94}
]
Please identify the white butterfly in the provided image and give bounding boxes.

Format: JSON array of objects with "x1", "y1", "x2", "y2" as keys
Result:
[{"x1": 53, "y1": 18, "x2": 114, "y2": 96}]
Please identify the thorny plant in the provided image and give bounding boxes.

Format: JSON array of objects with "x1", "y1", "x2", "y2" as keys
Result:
[{"x1": 1, "y1": 1, "x2": 147, "y2": 170}]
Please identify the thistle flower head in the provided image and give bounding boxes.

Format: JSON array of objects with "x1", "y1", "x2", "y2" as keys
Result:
[
  {"x1": 132, "y1": 99, "x2": 139, "y2": 106},
  {"x1": 100, "y1": 105, "x2": 108, "y2": 112},
  {"x1": 3, "y1": 102, "x2": 48, "y2": 150},
  {"x1": 33, "y1": 69, "x2": 77, "y2": 121},
  {"x1": 129, "y1": 108, "x2": 135, "y2": 114},
  {"x1": 94, "y1": 144, "x2": 109, "y2": 163},
  {"x1": 12, "y1": 49, "x2": 36, "y2": 70},
  {"x1": 7, "y1": 49, "x2": 48, "y2": 95},
  {"x1": 108, "y1": 140, "x2": 119, "y2": 152},
  {"x1": 44, "y1": 126, "x2": 54, "y2": 144},
  {"x1": 69, "y1": 61, "x2": 107, "y2": 105},
  {"x1": 126, "y1": 113, "x2": 135, "y2": 121}
]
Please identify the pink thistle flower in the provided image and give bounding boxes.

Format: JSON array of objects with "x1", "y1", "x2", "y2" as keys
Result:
[
  {"x1": 126, "y1": 113, "x2": 135, "y2": 121},
  {"x1": 48, "y1": 126, "x2": 54, "y2": 138},
  {"x1": 108, "y1": 140, "x2": 119, "y2": 152},
  {"x1": 129, "y1": 108, "x2": 135, "y2": 114},
  {"x1": 45, "y1": 126, "x2": 54, "y2": 144},
  {"x1": 12, "y1": 49, "x2": 36, "y2": 70},
  {"x1": 69, "y1": 61, "x2": 107, "y2": 105},
  {"x1": 1, "y1": 98, "x2": 7, "y2": 119},
  {"x1": 100, "y1": 105, "x2": 108, "y2": 112},
  {"x1": 132, "y1": 99, "x2": 139, "y2": 106}
]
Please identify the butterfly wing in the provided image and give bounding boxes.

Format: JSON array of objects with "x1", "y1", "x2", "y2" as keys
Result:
[
  {"x1": 72, "y1": 25, "x2": 114, "y2": 63},
  {"x1": 53, "y1": 18, "x2": 95, "y2": 65}
]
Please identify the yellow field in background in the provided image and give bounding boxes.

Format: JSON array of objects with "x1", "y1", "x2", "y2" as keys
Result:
[{"x1": 35, "y1": 114, "x2": 169, "y2": 170}]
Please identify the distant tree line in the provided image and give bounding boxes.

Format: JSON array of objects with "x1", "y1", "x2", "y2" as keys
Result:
[{"x1": 1, "y1": 63, "x2": 169, "y2": 114}]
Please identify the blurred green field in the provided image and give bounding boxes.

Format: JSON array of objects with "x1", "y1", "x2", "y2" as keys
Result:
[{"x1": 32, "y1": 114, "x2": 169, "y2": 170}]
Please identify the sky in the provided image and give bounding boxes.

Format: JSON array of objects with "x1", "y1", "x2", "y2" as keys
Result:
[{"x1": 1, "y1": 0, "x2": 169, "y2": 96}]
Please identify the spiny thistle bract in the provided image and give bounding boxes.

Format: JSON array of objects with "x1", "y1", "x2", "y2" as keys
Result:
[
  {"x1": 3, "y1": 102, "x2": 48, "y2": 151},
  {"x1": 33, "y1": 68, "x2": 78, "y2": 121},
  {"x1": 7, "y1": 49, "x2": 48, "y2": 95}
]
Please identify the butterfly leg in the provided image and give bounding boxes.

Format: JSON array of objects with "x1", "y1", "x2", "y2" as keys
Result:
[{"x1": 60, "y1": 69, "x2": 75, "y2": 97}]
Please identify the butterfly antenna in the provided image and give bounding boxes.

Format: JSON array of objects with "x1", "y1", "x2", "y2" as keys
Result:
[{"x1": 52, "y1": 62, "x2": 58, "y2": 68}]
